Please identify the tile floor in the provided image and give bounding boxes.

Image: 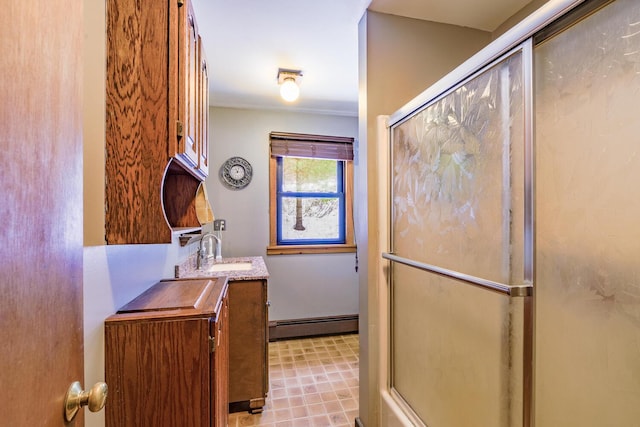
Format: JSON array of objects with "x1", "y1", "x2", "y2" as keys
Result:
[{"x1": 228, "y1": 334, "x2": 359, "y2": 427}]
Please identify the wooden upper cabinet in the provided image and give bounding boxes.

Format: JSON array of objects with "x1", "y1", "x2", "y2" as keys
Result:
[{"x1": 106, "y1": 0, "x2": 210, "y2": 244}]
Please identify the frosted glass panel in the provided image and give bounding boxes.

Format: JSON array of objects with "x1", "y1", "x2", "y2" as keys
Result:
[
  {"x1": 389, "y1": 47, "x2": 528, "y2": 427},
  {"x1": 391, "y1": 51, "x2": 525, "y2": 285},
  {"x1": 392, "y1": 264, "x2": 525, "y2": 427},
  {"x1": 534, "y1": 0, "x2": 640, "y2": 425}
]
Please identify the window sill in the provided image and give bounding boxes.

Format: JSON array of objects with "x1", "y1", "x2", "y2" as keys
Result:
[{"x1": 267, "y1": 244, "x2": 357, "y2": 255}]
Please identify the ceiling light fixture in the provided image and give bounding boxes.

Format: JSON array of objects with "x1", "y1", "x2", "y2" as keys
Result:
[{"x1": 277, "y1": 68, "x2": 303, "y2": 102}]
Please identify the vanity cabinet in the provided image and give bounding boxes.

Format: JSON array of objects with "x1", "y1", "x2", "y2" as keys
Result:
[
  {"x1": 228, "y1": 279, "x2": 269, "y2": 413},
  {"x1": 173, "y1": 257, "x2": 270, "y2": 414},
  {"x1": 104, "y1": 278, "x2": 229, "y2": 427},
  {"x1": 105, "y1": 0, "x2": 210, "y2": 244}
]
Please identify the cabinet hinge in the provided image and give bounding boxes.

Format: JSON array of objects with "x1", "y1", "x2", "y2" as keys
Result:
[
  {"x1": 209, "y1": 336, "x2": 215, "y2": 353},
  {"x1": 177, "y1": 120, "x2": 184, "y2": 138}
]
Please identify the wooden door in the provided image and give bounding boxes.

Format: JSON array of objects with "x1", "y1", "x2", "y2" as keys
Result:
[{"x1": 0, "y1": 0, "x2": 85, "y2": 425}]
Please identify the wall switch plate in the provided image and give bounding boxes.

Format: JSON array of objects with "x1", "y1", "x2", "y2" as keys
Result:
[{"x1": 213, "y1": 219, "x2": 226, "y2": 231}]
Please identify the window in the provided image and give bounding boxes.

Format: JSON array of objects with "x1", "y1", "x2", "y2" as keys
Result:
[{"x1": 268, "y1": 132, "x2": 357, "y2": 255}]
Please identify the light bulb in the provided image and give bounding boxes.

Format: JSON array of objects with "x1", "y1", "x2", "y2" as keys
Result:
[{"x1": 280, "y1": 77, "x2": 299, "y2": 102}]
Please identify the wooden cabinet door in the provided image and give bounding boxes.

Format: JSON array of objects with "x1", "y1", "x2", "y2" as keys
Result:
[
  {"x1": 106, "y1": 0, "x2": 176, "y2": 244},
  {"x1": 0, "y1": 0, "x2": 85, "y2": 424},
  {"x1": 106, "y1": 318, "x2": 211, "y2": 427},
  {"x1": 178, "y1": 0, "x2": 200, "y2": 170},
  {"x1": 212, "y1": 293, "x2": 229, "y2": 427},
  {"x1": 198, "y1": 35, "x2": 210, "y2": 177},
  {"x1": 228, "y1": 280, "x2": 269, "y2": 411}
]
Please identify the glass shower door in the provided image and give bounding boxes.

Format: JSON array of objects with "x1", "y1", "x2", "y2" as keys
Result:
[
  {"x1": 534, "y1": 0, "x2": 640, "y2": 424},
  {"x1": 387, "y1": 43, "x2": 532, "y2": 427}
]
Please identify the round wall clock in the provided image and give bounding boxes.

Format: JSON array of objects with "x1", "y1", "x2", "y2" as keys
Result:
[{"x1": 219, "y1": 156, "x2": 253, "y2": 189}]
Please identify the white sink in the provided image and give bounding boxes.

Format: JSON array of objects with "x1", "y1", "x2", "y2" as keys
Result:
[{"x1": 204, "y1": 262, "x2": 253, "y2": 272}]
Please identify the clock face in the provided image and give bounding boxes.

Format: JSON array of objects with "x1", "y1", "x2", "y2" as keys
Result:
[
  {"x1": 229, "y1": 165, "x2": 245, "y2": 180},
  {"x1": 220, "y1": 157, "x2": 252, "y2": 189}
]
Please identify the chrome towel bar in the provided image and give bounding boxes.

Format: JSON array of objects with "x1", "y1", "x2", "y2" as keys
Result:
[{"x1": 382, "y1": 252, "x2": 532, "y2": 297}]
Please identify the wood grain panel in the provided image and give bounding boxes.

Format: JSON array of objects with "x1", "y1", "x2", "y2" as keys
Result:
[
  {"x1": 118, "y1": 279, "x2": 213, "y2": 313},
  {"x1": 163, "y1": 167, "x2": 200, "y2": 228},
  {"x1": 177, "y1": 0, "x2": 200, "y2": 168},
  {"x1": 105, "y1": 319, "x2": 211, "y2": 427},
  {"x1": 228, "y1": 280, "x2": 268, "y2": 406},
  {"x1": 213, "y1": 291, "x2": 230, "y2": 427},
  {"x1": 0, "y1": 0, "x2": 84, "y2": 423},
  {"x1": 198, "y1": 38, "x2": 210, "y2": 175},
  {"x1": 106, "y1": 0, "x2": 173, "y2": 244}
]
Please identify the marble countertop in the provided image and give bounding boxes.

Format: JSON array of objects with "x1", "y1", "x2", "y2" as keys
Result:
[{"x1": 175, "y1": 255, "x2": 269, "y2": 281}]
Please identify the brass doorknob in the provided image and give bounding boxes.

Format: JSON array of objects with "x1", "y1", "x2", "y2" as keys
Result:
[{"x1": 64, "y1": 381, "x2": 108, "y2": 422}]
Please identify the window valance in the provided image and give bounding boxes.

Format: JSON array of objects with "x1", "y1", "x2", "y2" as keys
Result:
[{"x1": 269, "y1": 131, "x2": 354, "y2": 161}]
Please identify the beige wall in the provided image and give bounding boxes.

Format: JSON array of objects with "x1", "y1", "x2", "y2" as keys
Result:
[
  {"x1": 206, "y1": 107, "x2": 359, "y2": 322},
  {"x1": 357, "y1": 11, "x2": 492, "y2": 426},
  {"x1": 493, "y1": 0, "x2": 551, "y2": 39}
]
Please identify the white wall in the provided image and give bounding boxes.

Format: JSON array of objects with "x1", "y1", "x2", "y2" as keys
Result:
[
  {"x1": 83, "y1": 243, "x2": 188, "y2": 427},
  {"x1": 207, "y1": 107, "x2": 359, "y2": 321}
]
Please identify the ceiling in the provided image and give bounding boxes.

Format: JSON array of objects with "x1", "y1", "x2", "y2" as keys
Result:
[{"x1": 191, "y1": 0, "x2": 534, "y2": 117}]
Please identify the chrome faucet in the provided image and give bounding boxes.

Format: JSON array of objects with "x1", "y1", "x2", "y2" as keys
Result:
[
  {"x1": 197, "y1": 232, "x2": 222, "y2": 269},
  {"x1": 211, "y1": 233, "x2": 222, "y2": 260}
]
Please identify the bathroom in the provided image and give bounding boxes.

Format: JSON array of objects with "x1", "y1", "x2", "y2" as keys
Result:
[{"x1": 3, "y1": 0, "x2": 639, "y2": 426}]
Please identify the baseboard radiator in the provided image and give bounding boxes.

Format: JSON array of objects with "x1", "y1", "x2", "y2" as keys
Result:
[{"x1": 268, "y1": 314, "x2": 359, "y2": 341}]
